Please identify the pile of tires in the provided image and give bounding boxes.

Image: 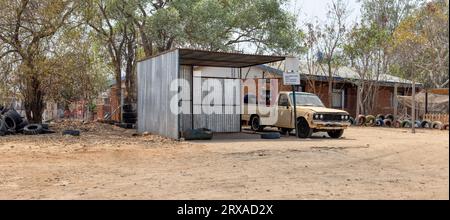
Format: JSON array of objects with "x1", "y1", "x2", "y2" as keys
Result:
[
  {"x1": 0, "y1": 106, "x2": 55, "y2": 136},
  {"x1": 0, "y1": 108, "x2": 28, "y2": 135},
  {"x1": 121, "y1": 104, "x2": 137, "y2": 129}
]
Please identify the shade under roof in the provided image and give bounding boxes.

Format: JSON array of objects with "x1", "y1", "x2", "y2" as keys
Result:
[{"x1": 139, "y1": 48, "x2": 286, "y2": 68}]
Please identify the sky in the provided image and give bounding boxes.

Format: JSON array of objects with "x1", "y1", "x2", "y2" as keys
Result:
[{"x1": 287, "y1": 0, "x2": 362, "y2": 26}]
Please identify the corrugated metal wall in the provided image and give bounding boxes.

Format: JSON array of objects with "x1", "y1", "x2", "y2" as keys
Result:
[
  {"x1": 179, "y1": 65, "x2": 241, "y2": 134},
  {"x1": 137, "y1": 50, "x2": 180, "y2": 139},
  {"x1": 191, "y1": 73, "x2": 241, "y2": 133},
  {"x1": 180, "y1": 65, "x2": 193, "y2": 133}
]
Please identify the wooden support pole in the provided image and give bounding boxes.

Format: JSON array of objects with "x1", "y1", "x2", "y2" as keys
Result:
[
  {"x1": 356, "y1": 84, "x2": 361, "y2": 117},
  {"x1": 394, "y1": 83, "x2": 398, "y2": 121}
]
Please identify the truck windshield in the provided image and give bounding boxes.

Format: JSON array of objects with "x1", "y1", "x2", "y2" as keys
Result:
[{"x1": 289, "y1": 93, "x2": 325, "y2": 107}]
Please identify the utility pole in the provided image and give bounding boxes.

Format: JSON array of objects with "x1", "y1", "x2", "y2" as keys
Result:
[{"x1": 412, "y1": 79, "x2": 416, "y2": 134}]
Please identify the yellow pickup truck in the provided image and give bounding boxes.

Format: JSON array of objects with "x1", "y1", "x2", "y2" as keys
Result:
[{"x1": 242, "y1": 91, "x2": 351, "y2": 138}]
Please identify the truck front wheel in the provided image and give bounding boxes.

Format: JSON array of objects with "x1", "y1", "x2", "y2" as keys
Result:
[
  {"x1": 297, "y1": 118, "x2": 313, "y2": 138},
  {"x1": 327, "y1": 130, "x2": 344, "y2": 139}
]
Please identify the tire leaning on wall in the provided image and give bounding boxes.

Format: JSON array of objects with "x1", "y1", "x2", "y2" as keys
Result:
[
  {"x1": 420, "y1": 120, "x2": 432, "y2": 128},
  {"x1": 401, "y1": 120, "x2": 412, "y2": 128},
  {"x1": 356, "y1": 115, "x2": 366, "y2": 126},
  {"x1": 383, "y1": 119, "x2": 392, "y2": 127},
  {"x1": 365, "y1": 115, "x2": 376, "y2": 126},
  {"x1": 393, "y1": 120, "x2": 402, "y2": 128},
  {"x1": 375, "y1": 119, "x2": 384, "y2": 127},
  {"x1": 431, "y1": 121, "x2": 443, "y2": 129}
]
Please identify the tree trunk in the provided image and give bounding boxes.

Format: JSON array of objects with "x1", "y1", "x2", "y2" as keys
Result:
[
  {"x1": 114, "y1": 63, "x2": 122, "y2": 122},
  {"x1": 328, "y1": 62, "x2": 333, "y2": 107},
  {"x1": 24, "y1": 76, "x2": 45, "y2": 123}
]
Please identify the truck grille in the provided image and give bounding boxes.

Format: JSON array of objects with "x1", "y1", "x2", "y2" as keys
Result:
[{"x1": 322, "y1": 114, "x2": 344, "y2": 121}]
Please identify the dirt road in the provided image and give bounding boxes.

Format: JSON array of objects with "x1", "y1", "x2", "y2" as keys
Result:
[{"x1": 0, "y1": 123, "x2": 448, "y2": 199}]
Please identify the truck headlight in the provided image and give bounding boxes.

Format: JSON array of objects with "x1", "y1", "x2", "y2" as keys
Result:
[
  {"x1": 341, "y1": 115, "x2": 345, "y2": 120},
  {"x1": 314, "y1": 114, "x2": 319, "y2": 119},
  {"x1": 319, "y1": 114, "x2": 324, "y2": 120}
]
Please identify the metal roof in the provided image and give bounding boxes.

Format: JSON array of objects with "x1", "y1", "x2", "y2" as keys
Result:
[
  {"x1": 138, "y1": 48, "x2": 286, "y2": 68},
  {"x1": 258, "y1": 64, "x2": 422, "y2": 87}
]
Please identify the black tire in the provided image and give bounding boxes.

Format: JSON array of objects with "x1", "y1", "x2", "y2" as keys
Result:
[
  {"x1": 420, "y1": 120, "x2": 431, "y2": 128},
  {"x1": 23, "y1": 124, "x2": 43, "y2": 135},
  {"x1": 280, "y1": 128, "x2": 293, "y2": 134},
  {"x1": 261, "y1": 132, "x2": 281, "y2": 139},
  {"x1": 297, "y1": 118, "x2": 313, "y2": 138},
  {"x1": 62, "y1": 129, "x2": 81, "y2": 136},
  {"x1": 184, "y1": 128, "x2": 213, "y2": 140},
  {"x1": 376, "y1": 114, "x2": 385, "y2": 120},
  {"x1": 250, "y1": 115, "x2": 265, "y2": 131},
  {"x1": 4, "y1": 109, "x2": 22, "y2": 122},
  {"x1": 123, "y1": 112, "x2": 137, "y2": 119},
  {"x1": 3, "y1": 115, "x2": 17, "y2": 130},
  {"x1": 328, "y1": 129, "x2": 344, "y2": 139}
]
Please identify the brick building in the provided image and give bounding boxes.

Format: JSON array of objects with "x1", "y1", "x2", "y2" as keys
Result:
[{"x1": 240, "y1": 64, "x2": 421, "y2": 117}]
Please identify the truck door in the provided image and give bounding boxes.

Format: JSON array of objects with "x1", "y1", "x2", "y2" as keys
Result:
[{"x1": 276, "y1": 94, "x2": 292, "y2": 128}]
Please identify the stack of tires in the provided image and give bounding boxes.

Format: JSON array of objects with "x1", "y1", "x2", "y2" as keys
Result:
[
  {"x1": 120, "y1": 104, "x2": 137, "y2": 129},
  {"x1": 0, "y1": 108, "x2": 28, "y2": 135}
]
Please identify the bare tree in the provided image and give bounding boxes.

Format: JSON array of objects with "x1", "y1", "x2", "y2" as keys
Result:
[{"x1": 317, "y1": 0, "x2": 349, "y2": 107}]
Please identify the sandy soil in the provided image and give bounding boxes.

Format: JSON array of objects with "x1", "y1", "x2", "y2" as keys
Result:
[{"x1": 0, "y1": 122, "x2": 448, "y2": 200}]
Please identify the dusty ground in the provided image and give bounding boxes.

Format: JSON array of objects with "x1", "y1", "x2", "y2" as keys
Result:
[{"x1": 0, "y1": 122, "x2": 448, "y2": 200}]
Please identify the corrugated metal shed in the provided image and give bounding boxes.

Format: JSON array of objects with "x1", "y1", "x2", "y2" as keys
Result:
[{"x1": 137, "y1": 48, "x2": 286, "y2": 139}]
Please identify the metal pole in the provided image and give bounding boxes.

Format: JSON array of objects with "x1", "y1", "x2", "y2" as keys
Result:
[
  {"x1": 412, "y1": 80, "x2": 416, "y2": 134},
  {"x1": 292, "y1": 85, "x2": 298, "y2": 138}
]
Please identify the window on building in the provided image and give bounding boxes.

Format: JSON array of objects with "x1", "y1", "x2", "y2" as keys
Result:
[{"x1": 332, "y1": 88, "x2": 344, "y2": 108}]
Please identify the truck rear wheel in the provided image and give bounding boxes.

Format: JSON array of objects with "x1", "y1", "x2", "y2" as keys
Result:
[
  {"x1": 250, "y1": 115, "x2": 265, "y2": 131},
  {"x1": 297, "y1": 118, "x2": 312, "y2": 138},
  {"x1": 328, "y1": 129, "x2": 344, "y2": 139}
]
